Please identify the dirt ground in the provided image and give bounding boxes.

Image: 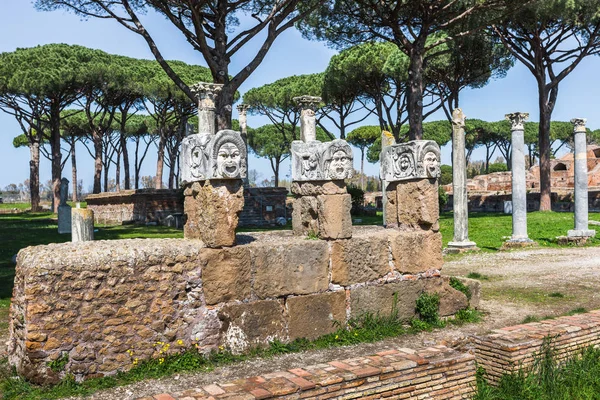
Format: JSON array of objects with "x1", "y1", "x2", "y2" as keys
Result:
[{"x1": 50, "y1": 246, "x2": 600, "y2": 399}]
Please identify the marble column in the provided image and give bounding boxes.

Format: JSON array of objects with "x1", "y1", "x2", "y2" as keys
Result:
[
  {"x1": 568, "y1": 118, "x2": 596, "y2": 238},
  {"x1": 192, "y1": 82, "x2": 223, "y2": 135},
  {"x1": 448, "y1": 109, "x2": 477, "y2": 250},
  {"x1": 293, "y1": 95, "x2": 321, "y2": 142},
  {"x1": 505, "y1": 112, "x2": 534, "y2": 244},
  {"x1": 71, "y1": 207, "x2": 94, "y2": 242},
  {"x1": 237, "y1": 104, "x2": 250, "y2": 187}
]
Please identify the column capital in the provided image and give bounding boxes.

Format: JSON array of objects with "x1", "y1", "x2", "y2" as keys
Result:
[
  {"x1": 505, "y1": 112, "x2": 529, "y2": 131},
  {"x1": 293, "y1": 95, "x2": 322, "y2": 111},
  {"x1": 570, "y1": 118, "x2": 587, "y2": 133},
  {"x1": 451, "y1": 108, "x2": 466, "y2": 129},
  {"x1": 190, "y1": 82, "x2": 223, "y2": 103},
  {"x1": 236, "y1": 103, "x2": 250, "y2": 114}
]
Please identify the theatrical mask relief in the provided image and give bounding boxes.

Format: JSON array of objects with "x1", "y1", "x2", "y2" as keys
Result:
[
  {"x1": 380, "y1": 140, "x2": 441, "y2": 182},
  {"x1": 180, "y1": 129, "x2": 247, "y2": 184},
  {"x1": 291, "y1": 139, "x2": 354, "y2": 181}
]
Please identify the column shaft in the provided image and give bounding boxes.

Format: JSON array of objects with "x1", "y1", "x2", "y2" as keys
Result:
[{"x1": 511, "y1": 129, "x2": 529, "y2": 240}]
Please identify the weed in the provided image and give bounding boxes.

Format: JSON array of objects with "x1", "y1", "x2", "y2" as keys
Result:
[
  {"x1": 415, "y1": 292, "x2": 440, "y2": 324},
  {"x1": 548, "y1": 292, "x2": 564, "y2": 298},
  {"x1": 452, "y1": 308, "x2": 482, "y2": 325},
  {"x1": 566, "y1": 307, "x2": 587, "y2": 315},
  {"x1": 47, "y1": 352, "x2": 69, "y2": 373},
  {"x1": 467, "y1": 272, "x2": 489, "y2": 281},
  {"x1": 522, "y1": 315, "x2": 541, "y2": 324},
  {"x1": 449, "y1": 277, "x2": 472, "y2": 300},
  {"x1": 305, "y1": 230, "x2": 319, "y2": 240}
]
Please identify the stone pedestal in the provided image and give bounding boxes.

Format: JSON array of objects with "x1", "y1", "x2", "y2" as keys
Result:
[
  {"x1": 57, "y1": 205, "x2": 72, "y2": 234},
  {"x1": 384, "y1": 179, "x2": 440, "y2": 232},
  {"x1": 291, "y1": 181, "x2": 352, "y2": 239},
  {"x1": 448, "y1": 109, "x2": 477, "y2": 251},
  {"x1": 71, "y1": 208, "x2": 94, "y2": 242},
  {"x1": 568, "y1": 118, "x2": 596, "y2": 239},
  {"x1": 504, "y1": 112, "x2": 536, "y2": 247},
  {"x1": 184, "y1": 180, "x2": 244, "y2": 247}
]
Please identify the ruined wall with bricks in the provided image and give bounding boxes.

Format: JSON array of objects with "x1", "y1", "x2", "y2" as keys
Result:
[{"x1": 8, "y1": 226, "x2": 473, "y2": 385}]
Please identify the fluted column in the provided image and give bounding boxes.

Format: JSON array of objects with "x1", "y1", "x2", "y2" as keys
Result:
[
  {"x1": 191, "y1": 82, "x2": 223, "y2": 135},
  {"x1": 293, "y1": 96, "x2": 321, "y2": 142}
]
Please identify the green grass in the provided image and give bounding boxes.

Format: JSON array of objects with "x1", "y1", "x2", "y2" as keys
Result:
[
  {"x1": 475, "y1": 340, "x2": 600, "y2": 400},
  {"x1": 485, "y1": 287, "x2": 575, "y2": 304},
  {"x1": 0, "y1": 202, "x2": 31, "y2": 210},
  {"x1": 467, "y1": 272, "x2": 490, "y2": 281}
]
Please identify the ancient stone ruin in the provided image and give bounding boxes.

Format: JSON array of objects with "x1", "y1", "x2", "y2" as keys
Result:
[{"x1": 8, "y1": 86, "x2": 475, "y2": 386}]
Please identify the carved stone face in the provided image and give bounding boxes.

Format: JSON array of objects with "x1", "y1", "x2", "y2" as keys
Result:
[
  {"x1": 301, "y1": 153, "x2": 319, "y2": 178},
  {"x1": 423, "y1": 151, "x2": 440, "y2": 178},
  {"x1": 216, "y1": 142, "x2": 241, "y2": 178},
  {"x1": 328, "y1": 149, "x2": 352, "y2": 179}
]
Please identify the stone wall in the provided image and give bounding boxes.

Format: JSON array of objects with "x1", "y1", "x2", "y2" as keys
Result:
[
  {"x1": 86, "y1": 189, "x2": 183, "y2": 225},
  {"x1": 8, "y1": 227, "x2": 474, "y2": 384},
  {"x1": 85, "y1": 187, "x2": 288, "y2": 227},
  {"x1": 141, "y1": 345, "x2": 476, "y2": 400},
  {"x1": 474, "y1": 310, "x2": 600, "y2": 384}
]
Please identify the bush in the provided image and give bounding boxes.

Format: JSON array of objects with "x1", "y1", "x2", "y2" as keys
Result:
[
  {"x1": 438, "y1": 185, "x2": 449, "y2": 210},
  {"x1": 449, "y1": 277, "x2": 472, "y2": 300},
  {"x1": 415, "y1": 292, "x2": 440, "y2": 324},
  {"x1": 488, "y1": 163, "x2": 508, "y2": 173},
  {"x1": 440, "y1": 164, "x2": 453, "y2": 185}
]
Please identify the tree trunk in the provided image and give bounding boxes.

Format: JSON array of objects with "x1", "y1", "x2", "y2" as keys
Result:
[
  {"x1": 274, "y1": 158, "x2": 280, "y2": 187},
  {"x1": 538, "y1": 102, "x2": 552, "y2": 211},
  {"x1": 360, "y1": 147, "x2": 365, "y2": 191},
  {"x1": 71, "y1": 140, "x2": 78, "y2": 202},
  {"x1": 155, "y1": 132, "x2": 165, "y2": 189},
  {"x1": 215, "y1": 86, "x2": 235, "y2": 131},
  {"x1": 93, "y1": 132, "x2": 102, "y2": 194},
  {"x1": 115, "y1": 151, "x2": 121, "y2": 192},
  {"x1": 406, "y1": 47, "x2": 425, "y2": 141},
  {"x1": 49, "y1": 100, "x2": 62, "y2": 213},
  {"x1": 120, "y1": 117, "x2": 131, "y2": 190},
  {"x1": 29, "y1": 140, "x2": 41, "y2": 212}
]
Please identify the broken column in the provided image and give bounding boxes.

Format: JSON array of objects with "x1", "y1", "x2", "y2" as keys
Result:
[
  {"x1": 448, "y1": 109, "x2": 478, "y2": 252},
  {"x1": 568, "y1": 118, "x2": 596, "y2": 238},
  {"x1": 57, "y1": 178, "x2": 72, "y2": 234},
  {"x1": 180, "y1": 83, "x2": 246, "y2": 247},
  {"x1": 381, "y1": 130, "x2": 396, "y2": 227},
  {"x1": 71, "y1": 206, "x2": 94, "y2": 242},
  {"x1": 237, "y1": 103, "x2": 251, "y2": 187},
  {"x1": 291, "y1": 95, "x2": 353, "y2": 239},
  {"x1": 380, "y1": 140, "x2": 441, "y2": 231},
  {"x1": 504, "y1": 112, "x2": 535, "y2": 247}
]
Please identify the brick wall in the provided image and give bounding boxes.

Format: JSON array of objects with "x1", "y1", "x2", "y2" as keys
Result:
[
  {"x1": 139, "y1": 346, "x2": 476, "y2": 400},
  {"x1": 8, "y1": 227, "x2": 474, "y2": 384},
  {"x1": 474, "y1": 310, "x2": 600, "y2": 383}
]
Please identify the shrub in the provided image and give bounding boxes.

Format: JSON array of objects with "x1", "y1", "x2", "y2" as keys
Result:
[
  {"x1": 415, "y1": 292, "x2": 440, "y2": 324},
  {"x1": 440, "y1": 164, "x2": 453, "y2": 185},
  {"x1": 347, "y1": 186, "x2": 365, "y2": 215},
  {"x1": 449, "y1": 277, "x2": 472, "y2": 300},
  {"x1": 438, "y1": 185, "x2": 449, "y2": 210}
]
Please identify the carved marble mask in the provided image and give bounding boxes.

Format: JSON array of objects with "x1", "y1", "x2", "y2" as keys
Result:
[
  {"x1": 328, "y1": 149, "x2": 352, "y2": 179},
  {"x1": 216, "y1": 142, "x2": 241, "y2": 178},
  {"x1": 423, "y1": 151, "x2": 440, "y2": 178},
  {"x1": 190, "y1": 135, "x2": 211, "y2": 178},
  {"x1": 397, "y1": 152, "x2": 415, "y2": 178}
]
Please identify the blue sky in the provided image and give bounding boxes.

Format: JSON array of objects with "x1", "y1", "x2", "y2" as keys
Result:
[{"x1": 1, "y1": 1, "x2": 600, "y2": 190}]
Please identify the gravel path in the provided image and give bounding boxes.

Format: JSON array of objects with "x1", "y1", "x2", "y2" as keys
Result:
[{"x1": 52, "y1": 246, "x2": 600, "y2": 399}]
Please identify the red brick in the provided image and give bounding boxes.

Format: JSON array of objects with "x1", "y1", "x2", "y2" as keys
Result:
[
  {"x1": 249, "y1": 388, "x2": 272, "y2": 399},
  {"x1": 354, "y1": 366, "x2": 381, "y2": 378},
  {"x1": 289, "y1": 376, "x2": 316, "y2": 391},
  {"x1": 289, "y1": 368, "x2": 312, "y2": 377},
  {"x1": 153, "y1": 394, "x2": 176, "y2": 400}
]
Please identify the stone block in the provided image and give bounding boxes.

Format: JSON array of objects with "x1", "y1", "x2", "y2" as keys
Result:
[
  {"x1": 253, "y1": 241, "x2": 329, "y2": 298},
  {"x1": 201, "y1": 247, "x2": 251, "y2": 305},
  {"x1": 455, "y1": 277, "x2": 481, "y2": 310},
  {"x1": 317, "y1": 194, "x2": 352, "y2": 240},
  {"x1": 396, "y1": 179, "x2": 439, "y2": 231},
  {"x1": 291, "y1": 180, "x2": 347, "y2": 196},
  {"x1": 291, "y1": 139, "x2": 353, "y2": 181},
  {"x1": 349, "y1": 280, "x2": 425, "y2": 322},
  {"x1": 389, "y1": 230, "x2": 443, "y2": 274},
  {"x1": 424, "y1": 278, "x2": 469, "y2": 317},
  {"x1": 287, "y1": 291, "x2": 346, "y2": 341},
  {"x1": 218, "y1": 300, "x2": 286, "y2": 354},
  {"x1": 331, "y1": 233, "x2": 390, "y2": 286},
  {"x1": 183, "y1": 180, "x2": 244, "y2": 246},
  {"x1": 292, "y1": 196, "x2": 319, "y2": 236},
  {"x1": 384, "y1": 182, "x2": 398, "y2": 228}
]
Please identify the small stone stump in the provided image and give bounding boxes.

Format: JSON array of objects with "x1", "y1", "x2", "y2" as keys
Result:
[
  {"x1": 291, "y1": 96, "x2": 353, "y2": 239},
  {"x1": 71, "y1": 207, "x2": 94, "y2": 242},
  {"x1": 179, "y1": 83, "x2": 247, "y2": 247},
  {"x1": 380, "y1": 139, "x2": 442, "y2": 231},
  {"x1": 57, "y1": 178, "x2": 71, "y2": 234}
]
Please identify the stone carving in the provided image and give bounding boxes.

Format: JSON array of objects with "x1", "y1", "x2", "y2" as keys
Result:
[
  {"x1": 292, "y1": 139, "x2": 353, "y2": 181},
  {"x1": 452, "y1": 108, "x2": 466, "y2": 128},
  {"x1": 294, "y1": 95, "x2": 321, "y2": 142},
  {"x1": 570, "y1": 118, "x2": 587, "y2": 133},
  {"x1": 505, "y1": 112, "x2": 529, "y2": 131},
  {"x1": 380, "y1": 140, "x2": 441, "y2": 182},
  {"x1": 181, "y1": 130, "x2": 247, "y2": 184}
]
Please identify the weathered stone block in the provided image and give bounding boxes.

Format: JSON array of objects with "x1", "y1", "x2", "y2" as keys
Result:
[
  {"x1": 425, "y1": 278, "x2": 469, "y2": 317},
  {"x1": 292, "y1": 196, "x2": 319, "y2": 236},
  {"x1": 291, "y1": 180, "x2": 347, "y2": 196},
  {"x1": 349, "y1": 280, "x2": 425, "y2": 322},
  {"x1": 201, "y1": 247, "x2": 251, "y2": 305},
  {"x1": 317, "y1": 194, "x2": 352, "y2": 240},
  {"x1": 384, "y1": 182, "x2": 398, "y2": 228},
  {"x1": 218, "y1": 300, "x2": 286, "y2": 354},
  {"x1": 389, "y1": 230, "x2": 443, "y2": 274},
  {"x1": 287, "y1": 291, "x2": 346, "y2": 341},
  {"x1": 183, "y1": 180, "x2": 244, "y2": 246},
  {"x1": 331, "y1": 233, "x2": 390, "y2": 286},
  {"x1": 396, "y1": 179, "x2": 439, "y2": 231},
  {"x1": 291, "y1": 139, "x2": 353, "y2": 181},
  {"x1": 253, "y1": 241, "x2": 329, "y2": 298},
  {"x1": 455, "y1": 277, "x2": 481, "y2": 310}
]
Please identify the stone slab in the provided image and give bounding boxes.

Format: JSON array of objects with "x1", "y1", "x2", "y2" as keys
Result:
[
  {"x1": 201, "y1": 247, "x2": 251, "y2": 305},
  {"x1": 389, "y1": 230, "x2": 443, "y2": 274},
  {"x1": 287, "y1": 291, "x2": 346, "y2": 341},
  {"x1": 396, "y1": 179, "x2": 439, "y2": 231},
  {"x1": 331, "y1": 233, "x2": 390, "y2": 286},
  {"x1": 349, "y1": 280, "x2": 425, "y2": 321},
  {"x1": 291, "y1": 180, "x2": 347, "y2": 196},
  {"x1": 57, "y1": 204, "x2": 72, "y2": 234},
  {"x1": 567, "y1": 229, "x2": 596, "y2": 238},
  {"x1": 316, "y1": 194, "x2": 352, "y2": 239}
]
